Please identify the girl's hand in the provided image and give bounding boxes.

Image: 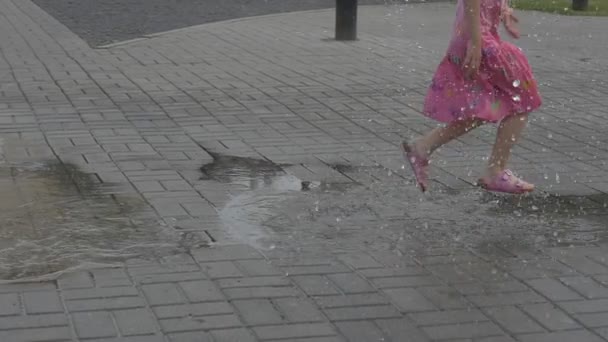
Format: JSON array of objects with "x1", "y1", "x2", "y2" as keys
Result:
[
  {"x1": 463, "y1": 40, "x2": 482, "y2": 79},
  {"x1": 503, "y1": 8, "x2": 521, "y2": 39}
]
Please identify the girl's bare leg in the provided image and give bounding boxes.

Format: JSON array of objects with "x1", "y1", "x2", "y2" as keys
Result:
[
  {"x1": 485, "y1": 113, "x2": 528, "y2": 177},
  {"x1": 411, "y1": 117, "x2": 484, "y2": 158}
]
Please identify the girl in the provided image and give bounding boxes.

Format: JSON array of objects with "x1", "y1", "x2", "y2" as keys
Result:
[{"x1": 402, "y1": 0, "x2": 542, "y2": 194}]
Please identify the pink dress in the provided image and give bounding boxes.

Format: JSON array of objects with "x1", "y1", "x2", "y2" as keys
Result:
[{"x1": 423, "y1": 0, "x2": 542, "y2": 123}]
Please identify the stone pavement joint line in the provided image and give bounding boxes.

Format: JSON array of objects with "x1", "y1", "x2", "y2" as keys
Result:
[{"x1": 0, "y1": 0, "x2": 607, "y2": 340}]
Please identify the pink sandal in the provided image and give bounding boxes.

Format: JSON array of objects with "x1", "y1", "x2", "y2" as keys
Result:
[
  {"x1": 478, "y1": 169, "x2": 534, "y2": 194},
  {"x1": 401, "y1": 141, "x2": 429, "y2": 192}
]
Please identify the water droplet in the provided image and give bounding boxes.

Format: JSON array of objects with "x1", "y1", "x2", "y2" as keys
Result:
[
  {"x1": 512, "y1": 95, "x2": 521, "y2": 102},
  {"x1": 512, "y1": 79, "x2": 521, "y2": 87},
  {"x1": 547, "y1": 133, "x2": 553, "y2": 139},
  {"x1": 543, "y1": 173, "x2": 549, "y2": 180},
  {"x1": 336, "y1": 217, "x2": 342, "y2": 223},
  {"x1": 556, "y1": 173, "x2": 560, "y2": 183}
]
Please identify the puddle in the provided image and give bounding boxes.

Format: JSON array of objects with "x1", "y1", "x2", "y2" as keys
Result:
[
  {"x1": 0, "y1": 160, "x2": 182, "y2": 281},
  {"x1": 202, "y1": 154, "x2": 608, "y2": 256},
  {"x1": 201, "y1": 155, "x2": 357, "y2": 249}
]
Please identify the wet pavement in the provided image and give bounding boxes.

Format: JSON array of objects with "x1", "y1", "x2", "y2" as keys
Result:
[{"x1": 0, "y1": 0, "x2": 608, "y2": 340}]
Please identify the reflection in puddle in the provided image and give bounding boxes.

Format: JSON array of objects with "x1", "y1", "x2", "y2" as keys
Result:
[{"x1": 0, "y1": 161, "x2": 179, "y2": 281}]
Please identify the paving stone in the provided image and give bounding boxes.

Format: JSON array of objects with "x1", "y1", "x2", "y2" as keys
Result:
[
  {"x1": 192, "y1": 245, "x2": 264, "y2": 262},
  {"x1": 324, "y1": 304, "x2": 401, "y2": 321},
  {"x1": 223, "y1": 286, "x2": 299, "y2": 300},
  {"x1": 559, "y1": 299, "x2": 608, "y2": 314},
  {"x1": 371, "y1": 275, "x2": 442, "y2": 289},
  {"x1": 0, "y1": 293, "x2": 21, "y2": 316},
  {"x1": 358, "y1": 266, "x2": 428, "y2": 278},
  {"x1": 574, "y1": 312, "x2": 608, "y2": 328},
  {"x1": 375, "y1": 318, "x2": 431, "y2": 342},
  {"x1": 292, "y1": 275, "x2": 341, "y2": 296},
  {"x1": 235, "y1": 259, "x2": 282, "y2": 276},
  {"x1": 217, "y1": 276, "x2": 291, "y2": 289},
  {"x1": 335, "y1": 321, "x2": 385, "y2": 342},
  {"x1": 160, "y1": 314, "x2": 242, "y2": 332},
  {"x1": 167, "y1": 331, "x2": 214, "y2": 342},
  {"x1": 560, "y1": 276, "x2": 608, "y2": 299},
  {"x1": 314, "y1": 293, "x2": 391, "y2": 309},
  {"x1": 467, "y1": 291, "x2": 547, "y2": 307},
  {"x1": 0, "y1": 326, "x2": 73, "y2": 342},
  {"x1": 232, "y1": 299, "x2": 284, "y2": 325},
  {"x1": 409, "y1": 309, "x2": 489, "y2": 326},
  {"x1": 327, "y1": 273, "x2": 375, "y2": 294},
  {"x1": 274, "y1": 297, "x2": 325, "y2": 322},
  {"x1": 520, "y1": 303, "x2": 580, "y2": 331},
  {"x1": 113, "y1": 309, "x2": 157, "y2": 336},
  {"x1": 283, "y1": 264, "x2": 351, "y2": 276},
  {"x1": 422, "y1": 321, "x2": 505, "y2": 340},
  {"x1": 58, "y1": 272, "x2": 95, "y2": 289},
  {"x1": 337, "y1": 253, "x2": 383, "y2": 269},
  {"x1": 200, "y1": 261, "x2": 244, "y2": 279},
  {"x1": 517, "y1": 330, "x2": 605, "y2": 342},
  {"x1": 210, "y1": 328, "x2": 257, "y2": 342},
  {"x1": 0, "y1": 313, "x2": 68, "y2": 330},
  {"x1": 383, "y1": 288, "x2": 436, "y2": 312},
  {"x1": 418, "y1": 286, "x2": 472, "y2": 310},
  {"x1": 72, "y1": 312, "x2": 117, "y2": 339},
  {"x1": 63, "y1": 286, "x2": 139, "y2": 300},
  {"x1": 483, "y1": 306, "x2": 545, "y2": 334},
  {"x1": 253, "y1": 322, "x2": 337, "y2": 340},
  {"x1": 526, "y1": 278, "x2": 585, "y2": 301},
  {"x1": 88, "y1": 337, "x2": 165, "y2": 342},
  {"x1": 22, "y1": 291, "x2": 63, "y2": 314},
  {"x1": 179, "y1": 280, "x2": 224, "y2": 302},
  {"x1": 153, "y1": 302, "x2": 234, "y2": 319},
  {"x1": 142, "y1": 283, "x2": 185, "y2": 306},
  {"x1": 66, "y1": 297, "x2": 147, "y2": 312}
]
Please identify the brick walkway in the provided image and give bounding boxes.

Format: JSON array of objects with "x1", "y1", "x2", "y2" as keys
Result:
[{"x1": 1, "y1": 0, "x2": 608, "y2": 341}]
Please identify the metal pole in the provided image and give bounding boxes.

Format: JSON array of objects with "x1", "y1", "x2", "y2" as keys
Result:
[{"x1": 336, "y1": 0, "x2": 358, "y2": 41}]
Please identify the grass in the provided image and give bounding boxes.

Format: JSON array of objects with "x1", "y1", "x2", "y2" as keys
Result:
[{"x1": 513, "y1": 0, "x2": 608, "y2": 15}]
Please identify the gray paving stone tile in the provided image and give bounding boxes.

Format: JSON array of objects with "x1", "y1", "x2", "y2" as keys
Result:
[
  {"x1": 72, "y1": 312, "x2": 117, "y2": 339},
  {"x1": 113, "y1": 309, "x2": 158, "y2": 336},
  {"x1": 274, "y1": 297, "x2": 325, "y2": 323},
  {"x1": 422, "y1": 321, "x2": 505, "y2": 340},
  {"x1": 0, "y1": 326, "x2": 73, "y2": 342},
  {"x1": 327, "y1": 273, "x2": 375, "y2": 294},
  {"x1": 210, "y1": 328, "x2": 257, "y2": 342},
  {"x1": 292, "y1": 275, "x2": 341, "y2": 296},
  {"x1": 517, "y1": 330, "x2": 605, "y2": 342},
  {"x1": 0, "y1": 293, "x2": 21, "y2": 316},
  {"x1": 335, "y1": 321, "x2": 385, "y2": 342},
  {"x1": 483, "y1": 306, "x2": 545, "y2": 334},
  {"x1": 179, "y1": 280, "x2": 224, "y2": 302},
  {"x1": 22, "y1": 291, "x2": 63, "y2": 314},
  {"x1": 520, "y1": 303, "x2": 581, "y2": 331},
  {"x1": 253, "y1": 322, "x2": 337, "y2": 340},
  {"x1": 232, "y1": 299, "x2": 284, "y2": 325},
  {"x1": 383, "y1": 288, "x2": 436, "y2": 312}
]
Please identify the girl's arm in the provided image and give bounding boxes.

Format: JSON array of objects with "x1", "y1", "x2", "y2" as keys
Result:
[
  {"x1": 463, "y1": 0, "x2": 482, "y2": 47},
  {"x1": 462, "y1": 0, "x2": 482, "y2": 78}
]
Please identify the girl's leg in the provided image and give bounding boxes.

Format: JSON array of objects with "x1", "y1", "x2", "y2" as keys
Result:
[
  {"x1": 485, "y1": 112, "x2": 528, "y2": 176},
  {"x1": 412, "y1": 117, "x2": 484, "y2": 158},
  {"x1": 478, "y1": 112, "x2": 534, "y2": 193},
  {"x1": 403, "y1": 117, "x2": 483, "y2": 192}
]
